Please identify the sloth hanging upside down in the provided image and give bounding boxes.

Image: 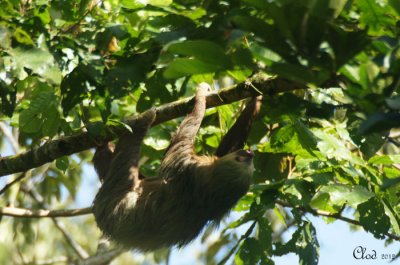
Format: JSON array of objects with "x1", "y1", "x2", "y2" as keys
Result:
[{"x1": 92, "y1": 83, "x2": 262, "y2": 251}]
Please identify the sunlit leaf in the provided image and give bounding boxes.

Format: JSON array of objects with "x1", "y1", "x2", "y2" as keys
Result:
[
  {"x1": 312, "y1": 184, "x2": 374, "y2": 209},
  {"x1": 368, "y1": 155, "x2": 400, "y2": 165}
]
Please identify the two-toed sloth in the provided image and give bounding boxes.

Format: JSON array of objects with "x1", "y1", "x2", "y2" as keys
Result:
[{"x1": 92, "y1": 83, "x2": 262, "y2": 251}]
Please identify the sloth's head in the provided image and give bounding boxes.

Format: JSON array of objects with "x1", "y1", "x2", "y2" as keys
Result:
[{"x1": 212, "y1": 149, "x2": 255, "y2": 183}]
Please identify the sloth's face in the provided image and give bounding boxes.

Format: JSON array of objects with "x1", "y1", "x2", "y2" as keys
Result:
[
  {"x1": 233, "y1": 149, "x2": 254, "y2": 164},
  {"x1": 213, "y1": 149, "x2": 255, "y2": 181}
]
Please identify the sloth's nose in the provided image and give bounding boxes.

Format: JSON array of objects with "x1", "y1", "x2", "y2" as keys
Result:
[{"x1": 245, "y1": 149, "x2": 254, "y2": 157}]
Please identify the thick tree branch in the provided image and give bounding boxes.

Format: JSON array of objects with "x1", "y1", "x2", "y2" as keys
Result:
[
  {"x1": 0, "y1": 74, "x2": 304, "y2": 177},
  {"x1": 0, "y1": 206, "x2": 92, "y2": 218}
]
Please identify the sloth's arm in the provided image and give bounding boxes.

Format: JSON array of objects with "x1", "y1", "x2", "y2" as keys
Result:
[{"x1": 215, "y1": 96, "x2": 262, "y2": 157}]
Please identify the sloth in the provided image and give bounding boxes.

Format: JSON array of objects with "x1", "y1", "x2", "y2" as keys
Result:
[{"x1": 92, "y1": 83, "x2": 262, "y2": 251}]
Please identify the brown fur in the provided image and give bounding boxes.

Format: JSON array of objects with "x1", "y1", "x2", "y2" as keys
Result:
[{"x1": 92, "y1": 84, "x2": 260, "y2": 251}]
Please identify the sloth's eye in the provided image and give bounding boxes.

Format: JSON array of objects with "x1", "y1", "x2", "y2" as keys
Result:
[{"x1": 235, "y1": 156, "x2": 243, "y2": 162}]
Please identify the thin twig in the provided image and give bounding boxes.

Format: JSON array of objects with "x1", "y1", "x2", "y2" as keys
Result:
[
  {"x1": 0, "y1": 206, "x2": 92, "y2": 218},
  {"x1": 76, "y1": 247, "x2": 125, "y2": 265},
  {"x1": 0, "y1": 121, "x2": 20, "y2": 153},
  {"x1": 217, "y1": 221, "x2": 257, "y2": 265},
  {"x1": 24, "y1": 256, "x2": 69, "y2": 265},
  {"x1": 275, "y1": 200, "x2": 400, "y2": 241},
  {"x1": 0, "y1": 172, "x2": 28, "y2": 195},
  {"x1": 52, "y1": 220, "x2": 89, "y2": 259}
]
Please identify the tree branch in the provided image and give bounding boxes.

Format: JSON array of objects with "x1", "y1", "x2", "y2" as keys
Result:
[
  {"x1": 0, "y1": 206, "x2": 92, "y2": 218},
  {"x1": 0, "y1": 74, "x2": 305, "y2": 177},
  {"x1": 77, "y1": 248, "x2": 125, "y2": 265},
  {"x1": 24, "y1": 256, "x2": 69, "y2": 265},
  {"x1": 276, "y1": 200, "x2": 400, "y2": 241},
  {"x1": 0, "y1": 172, "x2": 28, "y2": 195},
  {"x1": 0, "y1": 121, "x2": 19, "y2": 153},
  {"x1": 217, "y1": 221, "x2": 257, "y2": 265}
]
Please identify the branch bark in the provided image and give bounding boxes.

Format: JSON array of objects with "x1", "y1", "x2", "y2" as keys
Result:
[{"x1": 0, "y1": 74, "x2": 305, "y2": 177}]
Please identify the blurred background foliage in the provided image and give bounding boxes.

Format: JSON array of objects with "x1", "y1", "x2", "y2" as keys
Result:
[{"x1": 0, "y1": 0, "x2": 400, "y2": 264}]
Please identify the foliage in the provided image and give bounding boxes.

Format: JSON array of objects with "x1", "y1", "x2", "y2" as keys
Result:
[{"x1": 0, "y1": 0, "x2": 400, "y2": 264}]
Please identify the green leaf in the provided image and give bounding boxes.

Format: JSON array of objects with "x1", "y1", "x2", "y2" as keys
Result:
[
  {"x1": 235, "y1": 238, "x2": 272, "y2": 265},
  {"x1": 61, "y1": 64, "x2": 102, "y2": 113},
  {"x1": 34, "y1": 6, "x2": 51, "y2": 24},
  {"x1": 297, "y1": 222, "x2": 319, "y2": 265},
  {"x1": 253, "y1": 153, "x2": 290, "y2": 182},
  {"x1": 383, "y1": 166, "x2": 400, "y2": 178},
  {"x1": 389, "y1": 0, "x2": 400, "y2": 15},
  {"x1": 105, "y1": 51, "x2": 159, "y2": 95},
  {"x1": 168, "y1": 40, "x2": 231, "y2": 68},
  {"x1": 274, "y1": 221, "x2": 319, "y2": 265},
  {"x1": 19, "y1": 89, "x2": 60, "y2": 136},
  {"x1": 56, "y1": 157, "x2": 69, "y2": 172},
  {"x1": 314, "y1": 129, "x2": 364, "y2": 165},
  {"x1": 121, "y1": 0, "x2": 144, "y2": 9},
  {"x1": 260, "y1": 189, "x2": 279, "y2": 209},
  {"x1": 328, "y1": 0, "x2": 348, "y2": 18},
  {"x1": 274, "y1": 207, "x2": 287, "y2": 226},
  {"x1": 327, "y1": 26, "x2": 369, "y2": 67},
  {"x1": 293, "y1": 120, "x2": 318, "y2": 153},
  {"x1": 230, "y1": 47, "x2": 255, "y2": 69},
  {"x1": 13, "y1": 28, "x2": 34, "y2": 45},
  {"x1": 42, "y1": 106, "x2": 61, "y2": 137},
  {"x1": 283, "y1": 179, "x2": 314, "y2": 207},
  {"x1": 270, "y1": 124, "x2": 295, "y2": 148},
  {"x1": 144, "y1": 137, "x2": 170, "y2": 151},
  {"x1": 382, "y1": 199, "x2": 400, "y2": 236},
  {"x1": 368, "y1": 154, "x2": 400, "y2": 165},
  {"x1": 0, "y1": 79, "x2": 16, "y2": 117},
  {"x1": 359, "y1": 132, "x2": 386, "y2": 160},
  {"x1": 19, "y1": 110, "x2": 42, "y2": 133},
  {"x1": 217, "y1": 104, "x2": 236, "y2": 131},
  {"x1": 258, "y1": 218, "x2": 273, "y2": 253},
  {"x1": 310, "y1": 192, "x2": 336, "y2": 213},
  {"x1": 228, "y1": 202, "x2": 264, "y2": 229},
  {"x1": 359, "y1": 112, "x2": 400, "y2": 134},
  {"x1": 10, "y1": 48, "x2": 61, "y2": 82},
  {"x1": 163, "y1": 58, "x2": 221, "y2": 78},
  {"x1": 86, "y1": 122, "x2": 107, "y2": 139},
  {"x1": 148, "y1": 0, "x2": 172, "y2": 6},
  {"x1": 358, "y1": 197, "x2": 391, "y2": 239},
  {"x1": 269, "y1": 62, "x2": 323, "y2": 84},
  {"x1": 381, "y1": 177, "x2": 400, "y2": 190},
  {"x1": 231, "y1": 15, "x2": 294, "y2": 60},
  {"x1": 314, "y1": 184, "x2": 374, "y2": 209},
  {"x1": 227, "y1": 69, "x2": 253, "y2": 82},
  {"x1": 356, "y1": 0, "x2": 397, "y2": 35}
]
